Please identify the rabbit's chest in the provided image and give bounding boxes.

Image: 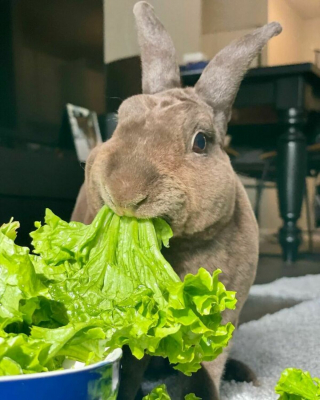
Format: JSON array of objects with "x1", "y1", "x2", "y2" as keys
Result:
[
  {"x1": 162, "y1": 238, "x2": 229, "y2": 281},
  {"x1": 163, "y1": 221, "x2": 257, "y2": 306}
]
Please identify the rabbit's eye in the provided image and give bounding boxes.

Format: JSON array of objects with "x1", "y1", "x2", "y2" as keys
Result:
[{"x1": 192, "y1": 132, "x2": 207, "y2": 153}]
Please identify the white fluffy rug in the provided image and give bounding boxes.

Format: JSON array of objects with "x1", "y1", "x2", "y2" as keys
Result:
[
  {"x1": 221, "y1": 297, "x2": 320, "y2": 399},
  {"x1": 249, "y1": 274, "x2": 320, "y2": 302},
  {"x1": 240, "y1": 274, "x2": 320, "y2": 323}
]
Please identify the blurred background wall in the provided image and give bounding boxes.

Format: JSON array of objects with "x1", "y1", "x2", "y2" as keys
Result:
[
  {"x1": 202, "y1": 0, "x2": 269, "y2": 64},
  {"x1": 268, "y1": 0, "x2": 320, "y2": 65},
  {"x1": 103, "y1": 0, "x2": 202, "y2": 64},
  {"x1": 103, "y1": 0, "x2": 320, "y2": 68}
]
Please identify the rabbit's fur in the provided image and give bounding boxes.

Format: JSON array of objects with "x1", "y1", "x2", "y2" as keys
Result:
[{"x1": 71, "y1": 2, "x2": 282, "y2": 399}]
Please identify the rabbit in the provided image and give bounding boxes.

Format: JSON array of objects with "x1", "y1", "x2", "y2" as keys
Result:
[{"x1": 71, "y1": 2, "x2": 282, "y2": 399}]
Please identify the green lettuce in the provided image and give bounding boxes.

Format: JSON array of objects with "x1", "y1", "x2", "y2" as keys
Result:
[
  {"x1": 143, "y1": 384, "x2": 201, "y2": 400},
  {"x1": 275, "y1": 368, "x2": 320, "y2": 399},
  {"x1": 0, "y1": 206, "x2": 236, "y2": 376}
]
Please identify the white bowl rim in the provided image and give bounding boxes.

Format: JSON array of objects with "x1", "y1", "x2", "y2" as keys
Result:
[{"x1": 0, "y1": 348, "x2": 122, "y2": 382}]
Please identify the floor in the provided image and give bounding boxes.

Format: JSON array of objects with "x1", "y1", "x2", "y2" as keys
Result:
[
  {"x1": 255, "y1": 231, "x2": 320, "y2": 284},
  {"x1": 222, "y1": 297, "x2": 320, "y2": 400}
]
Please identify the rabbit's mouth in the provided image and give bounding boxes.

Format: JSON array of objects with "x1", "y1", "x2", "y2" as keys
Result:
[
  {"x1": 99, "y1": 185, "x2": 152, "y2": 219},
  {"x1": 160, "y1": 214, "x2": 173, "y2": 225},
  {"x1": 97, "y1": 179, "x2": 184, "y2": 229}
]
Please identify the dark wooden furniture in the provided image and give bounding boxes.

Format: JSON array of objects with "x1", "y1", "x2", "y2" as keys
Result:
[
  {"x1": 0, "y1": 1, "x2": 104, "y2": 241},
  {"x1": 0, "y1": 147, "x2": 84, "y2": 247},
  {"x1": 0, "y1": 0, "x2": 104, "y2": 148},
  {"x1": 182, "y1": 63, "x2": 320, "y2": 263}
]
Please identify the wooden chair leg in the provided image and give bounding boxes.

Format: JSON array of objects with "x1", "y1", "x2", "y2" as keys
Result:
[
  {"x1": 304, "y1": 181, "x2": 313, "y2": 253},
  {"x1": 277, "y1": 108, "x2": 307, "y2": 263}
]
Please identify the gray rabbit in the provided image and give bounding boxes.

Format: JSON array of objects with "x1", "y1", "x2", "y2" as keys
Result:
[{"x1": 71, "y1": 2, "x2": 282, "y2": 399}]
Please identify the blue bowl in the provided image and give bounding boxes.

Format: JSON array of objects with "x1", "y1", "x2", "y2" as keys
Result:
[{"x1": 0, "y1": 348, "x2": 122, "y2": 400}]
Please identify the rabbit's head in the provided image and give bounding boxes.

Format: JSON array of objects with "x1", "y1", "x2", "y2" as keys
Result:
[{"x1": 86, "y1": 1, "x2": 281, "y2": 237}]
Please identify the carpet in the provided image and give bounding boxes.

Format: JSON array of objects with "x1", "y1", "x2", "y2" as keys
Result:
[{"x1": 221, "y1": 297, "x2": 320, "y2": 399}]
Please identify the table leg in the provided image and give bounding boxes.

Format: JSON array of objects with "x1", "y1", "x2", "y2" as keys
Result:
[{"x1": 277, "y1": 108, "x2": 307, "y2": 263}]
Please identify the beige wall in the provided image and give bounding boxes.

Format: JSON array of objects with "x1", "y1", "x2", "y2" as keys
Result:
[
  {"x1": 104, "y1": 0, "x2": 320, "y2": 66},
  {"x1": 202, "y1": 0, "x2": 268, "y2": 34},
  {"x1": 202, "y1": 29, "x2": 267, "y2": 66},
  {"x1": 268, "y1": 0, "x2": 320, "y2": 66},
  {"x1": 202, "y1": 0, "x2": 320, "y2": 67},
  {"x1": 303, "y1": 17, "x2": 320, "y2": 63},
  {"x1": 202, "y1": 29, "x2": 253, "y2": 58},
  {"x1": 268, "y1": 0, "x2": 305, "y2": 65},
  {"x1": 286, "y1": 0, "x2": 320, "y2": 19},
  {"x1": 103, "y1": 0, "x2": 202, "y2": 64},
  {"x1": 201, "y1": 0, "x2": 268, "y2": 65}
]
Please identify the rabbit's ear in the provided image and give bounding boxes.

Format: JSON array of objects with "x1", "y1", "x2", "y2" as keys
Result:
[
  {"x1": 133, "y1": 1, "x2": 181, "y2": 94},
  {"x1": 195, "y1": 23, "x2": 282, "y2": 128}
]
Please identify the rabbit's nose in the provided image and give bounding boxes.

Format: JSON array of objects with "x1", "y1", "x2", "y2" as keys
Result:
[{"x1": 103, "y1": 153, "x2": 158, "y2": 214}]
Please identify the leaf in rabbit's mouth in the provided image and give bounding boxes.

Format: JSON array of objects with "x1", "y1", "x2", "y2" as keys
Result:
[
  {"x1": 115, "y1": 206, "x2": 138, "y2": 218},
  {"x1": 161, "y1": 214, "x2": 173, "y2": 226}
]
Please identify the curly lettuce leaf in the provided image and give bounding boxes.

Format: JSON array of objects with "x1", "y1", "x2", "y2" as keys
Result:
[
  {"x1": 275, "y1": 368, "x2": 320, "y2": 399},
  {"x1": 0, "y1": 219, "x2": 20, "y2": 241},
  {"x1": 143, "y1": 384, "x2": 201, "y2": 400},
  {"x1": 0, "y1": 229, "x2": 47, "y2": 331},
  {"x1": 0, "y1": 331, "x2": 51, "y2": 374},
  {"x1": 31, "y1": 207, "x2": 236, "y2": 375},
  {"x1": 0, "y1": 206, "x2": 236, "y2": 376},
  {"x1": 143, "y1": 385, "x2": 171, "y2": 400}
]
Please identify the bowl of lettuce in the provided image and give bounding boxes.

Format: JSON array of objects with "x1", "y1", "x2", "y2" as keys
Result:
[
  {"x1": 0, "y1": 206, "x2": 236, "y2": 399},
  {"x1": 0, "y1": 348, "x2": 122, "y2": 400}
]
